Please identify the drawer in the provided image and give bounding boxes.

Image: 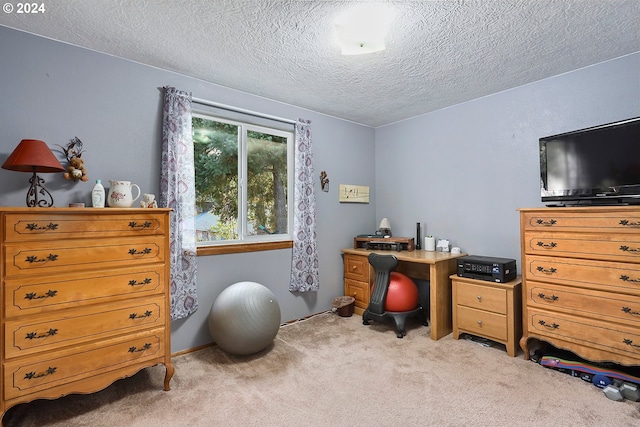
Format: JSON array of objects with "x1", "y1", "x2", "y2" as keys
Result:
[
  {"x1": 527, "y1": 308, "x2": 640, "y2": 360},
  {"x1": 3, "y1": 328, "x2": 164, "y2": 400},
  {"x1": 456, "y1": 305, "x2": 507, "y2": 341},
  {"x1": 521, "y1": 210, "x2": 640, "y2": 234},
  {"x1": 4, "y1": 236, "x2": 165, "y2": 276},
  {"x1": 3, "y1": 266, "x2": 165, "y2": 317},
  {"x1": 523, "y1": 232, "x2": 640, "y2": 262},
  {"x1": 5, "y1": 296, "x2": 165, "y2": 358},
  {"x1": 526, "y1": 280, "x2": 640, "y2": 326},
  {"x1": 344, "y1": 254, "x2": 370, "y2": 282},
  {"x1": 454, "y1": 281, "x2": 507, "y2": 314},
  {"x1": 345, "y1": 278, "x2": 370, "y2": 310},
  {"x1": 3, "y1": 212, "x2": 167, "y2": 242},
  {"x1": 524, "y1": 255, "x2": 640, "y2": 294}
]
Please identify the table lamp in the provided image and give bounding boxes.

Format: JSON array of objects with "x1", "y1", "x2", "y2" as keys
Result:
[
  {"x1": 2, "y1": 139, "x2": 65, "y2": 207},
  {"x1": 378, "y1": 217, "x2": 391, "y2": 236}
]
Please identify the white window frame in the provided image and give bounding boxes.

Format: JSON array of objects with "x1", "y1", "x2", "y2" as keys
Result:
[{"x1": 193, "y1": 112, "x2": 294, "y2": 246}]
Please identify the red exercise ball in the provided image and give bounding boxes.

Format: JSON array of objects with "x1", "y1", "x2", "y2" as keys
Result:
[{"x1": 372, "y1": 272, "x2": 419, "y2": 312}]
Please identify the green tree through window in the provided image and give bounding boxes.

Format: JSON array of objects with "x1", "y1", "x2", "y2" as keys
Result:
[{"x1": 192, "y1": 115, "x2": 292, "y2": 244}]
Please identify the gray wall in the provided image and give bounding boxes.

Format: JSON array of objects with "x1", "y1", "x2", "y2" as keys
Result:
[
  {"x1": 2, "y1": 26, "x2": 638, "y2": 354},
  {"x1": 375, "y1": 53, "x2": 640, "y2": 268},
  {"x1": 0, "y1": 26, "x2": 376, "y2": 353}
]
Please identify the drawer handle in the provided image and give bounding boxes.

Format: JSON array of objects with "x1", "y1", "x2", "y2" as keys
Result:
[
  {"x1": 24, "y1": 367, "x2": 57, "y2": 380},
  {"x1": 25, "y1": 289, "x2": 58, "y2": 300},
  {"x1": 619, "y1": 219, "x2": 640, "y2": 227},
  {"x1": 621, "y1": 307, "x2": 640, "y2": 317},
  {"x1": 129, "y1": 310, "x2": 153, "y2": 320},
  {"x1": 476, "y1": 295, "x2": 482, "y2": 302},
  {"x1": 129, "y1": 343, "x2": 152, "y2": 353},
  {"x1": 619, "y1": 245, "x2": 640, "y2": 253},
  {"x1": 535, "y1": 219, "x2": 557, "y2": 226},
  {"x1": 25, "y1": 253, "x2": 59, "y2": 263},
  {"x1": 25, "y1": 328, "x2": 58, "y2": 340},
  {"x1": 536, "y1": 241, "x2": 557, "y2": 249},
  {"x1": 476, "y1": 320, "x2": 483, "y2": 326},
  {"x1": 129, "y1": 277, "x2": 153, "y2": 286},
  {"x1": 129, "y1": 221, "x2": 153, "y2": 229},
  {"x1": 538, "y1": 320, "x2": 559, "y2": 329},
  {"x1": 623, "y1": 339, "x2": 640, "y2": 349},
  {"x1": 25, "y1": 222, "x2": 59, "y2": 231},
  {"x1": 536, "y1": 266, "x2": 557, "y2": 274},
  {"x1": 129, "y1": 247, "x2": 152, "y2": 255},
  {"x1": 620, "y1": 275, "x2": 640, "y2": 283},
  {"x1": 537, "y1": 293, "x2": 559, "y2": 302}
]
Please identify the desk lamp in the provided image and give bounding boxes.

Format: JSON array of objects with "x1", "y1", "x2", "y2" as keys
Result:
[
  {"x1": 378, "y1": 217, "x2": 392, "y2": 236},
  {"x1": 2, "y1": 139, "x2": 65, "y2": 207}
]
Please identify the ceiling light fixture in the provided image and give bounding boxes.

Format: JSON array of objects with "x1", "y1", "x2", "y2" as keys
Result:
[{"x1": 334, "y1": 4, "x2": 393, "y2": 55}]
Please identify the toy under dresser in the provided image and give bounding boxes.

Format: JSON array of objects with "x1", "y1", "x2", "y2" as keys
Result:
[
  {"x1": 0, "y1": 208, "x2": 174, "y2": 423},
  {"x1": 519, "y1": 206, "x2": 640, "y2": 366}
]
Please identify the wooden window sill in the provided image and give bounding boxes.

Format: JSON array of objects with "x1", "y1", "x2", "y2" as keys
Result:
[{"x1": 197, "y1": 240, "x2": 293, "y2": 256}]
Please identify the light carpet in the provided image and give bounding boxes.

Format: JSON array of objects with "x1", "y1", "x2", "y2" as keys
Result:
[{"x1": 4, "y1": 312, "x2": 639, "y2": 426}]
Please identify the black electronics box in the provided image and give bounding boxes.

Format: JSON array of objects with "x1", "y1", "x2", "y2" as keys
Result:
[{"x1": 457, "y1": 255, "x2": 517, "y2": 283}]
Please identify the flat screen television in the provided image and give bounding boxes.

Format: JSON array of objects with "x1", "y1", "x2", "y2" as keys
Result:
[{"x1": 539, "y1": 117, "x2": 640, "y2": 206}]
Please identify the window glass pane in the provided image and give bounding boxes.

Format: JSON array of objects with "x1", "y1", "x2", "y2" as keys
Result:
[
  {"x1": 246, "y1": 130, "x2": 288, "y2": 236},
  {"x1": 193, "y1": 116, "x2": 239, "y2": 243}
]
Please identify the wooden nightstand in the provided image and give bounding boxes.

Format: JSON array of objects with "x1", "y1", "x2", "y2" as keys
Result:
[{"x1": 451, "y1": 274, "x2": 522, "y2": 356}]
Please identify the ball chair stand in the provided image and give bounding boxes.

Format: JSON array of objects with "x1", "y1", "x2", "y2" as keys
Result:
[{"x1": 362, "y1": 253, "x2": 427, "y2": 338}]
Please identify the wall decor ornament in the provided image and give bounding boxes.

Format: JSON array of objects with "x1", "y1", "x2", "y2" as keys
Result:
[
  {"x1": 58, "y1": 137, "x2": 89, "y2": 182},
  {"x1": 320, "y1": 170, "x2": 329, "y2": 192},
  {"x1": 339, "y1": 184, "x2": 369, "y2": 203}
]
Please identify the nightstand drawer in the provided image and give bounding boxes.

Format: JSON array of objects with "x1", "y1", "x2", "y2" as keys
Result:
[
  {"x1": 455, "y1": 281, "x2": 507, "y2": 314},
  {"x1": 456, "y1": 306, "x2": 507, "y2": 341}
]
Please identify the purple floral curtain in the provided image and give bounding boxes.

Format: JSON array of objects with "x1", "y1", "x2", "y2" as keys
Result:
[
  {"x1": 289, "y1": 119, "x2": 319, "y2": 292},
  {"x1": 160, "y1": 86, "x2": 198, "y2": 319}
]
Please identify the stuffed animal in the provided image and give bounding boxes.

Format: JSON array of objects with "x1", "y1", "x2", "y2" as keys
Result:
[
  {"x1": 59, "y1": 137, "x2": 89, "y2": 182},
  {"x1": 64, "y1": 156, "x2": 89, "y2": 182}
]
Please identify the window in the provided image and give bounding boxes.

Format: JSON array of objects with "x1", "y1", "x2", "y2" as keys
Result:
[{"x1": 192, "y1": 113, "x2": 293, "y2": 247}]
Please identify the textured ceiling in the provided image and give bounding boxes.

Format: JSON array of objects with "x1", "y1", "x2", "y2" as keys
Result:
[{"x1": 1, "y1": 0, "x2": 639, "y2": 127}]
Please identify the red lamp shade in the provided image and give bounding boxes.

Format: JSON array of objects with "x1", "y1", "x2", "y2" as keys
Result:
[{"x1": 2, "y1": 139, "x2": 64, "y2": 173}]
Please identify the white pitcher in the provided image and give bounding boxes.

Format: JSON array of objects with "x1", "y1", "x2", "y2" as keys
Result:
[{"x1": 107, "y1": 180, "x2": 141, "y2": 207}]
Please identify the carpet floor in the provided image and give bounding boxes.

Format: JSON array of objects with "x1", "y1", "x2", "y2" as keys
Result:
[{"x1": 4, "y1": 312, "x2": 639, "y2": 426}]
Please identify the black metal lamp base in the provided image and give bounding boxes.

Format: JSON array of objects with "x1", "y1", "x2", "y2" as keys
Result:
[{"x1": 27, "y1": 171, "x2": 55, "y2": 207}]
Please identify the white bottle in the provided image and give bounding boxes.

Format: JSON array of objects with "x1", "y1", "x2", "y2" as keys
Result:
[{"x1": 92, "y1": 179, "x2": 105, "y2": 208}]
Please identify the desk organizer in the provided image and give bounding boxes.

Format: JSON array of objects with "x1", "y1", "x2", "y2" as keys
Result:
[{"x1": 353, "y1": 237, "x2": 415, "y2": 251}]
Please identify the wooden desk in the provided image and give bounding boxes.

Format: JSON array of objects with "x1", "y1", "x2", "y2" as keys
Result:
[{"x1": 341, "y1": 248, "x2": 466, "y2": 340}]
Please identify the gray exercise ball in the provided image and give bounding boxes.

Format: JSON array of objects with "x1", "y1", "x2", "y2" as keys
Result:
[{"x1": 208, "y1": 281, "x2": 281, "y2": 356}]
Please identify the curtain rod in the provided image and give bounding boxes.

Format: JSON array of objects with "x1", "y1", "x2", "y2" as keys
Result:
[{"x1": 191, "y1": 97, "x2": 296, "y2": 125}]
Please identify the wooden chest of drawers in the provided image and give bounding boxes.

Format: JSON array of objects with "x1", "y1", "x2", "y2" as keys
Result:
[
  {"x1": 519, "y1": 206, "x2": 640, "y2": 366},
  {"x1": 451, "y1": 275, "x2": 522, "y2": 356},
  {"x1": 0, "y1": 208, "x2": 174, "y2": 422}
]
